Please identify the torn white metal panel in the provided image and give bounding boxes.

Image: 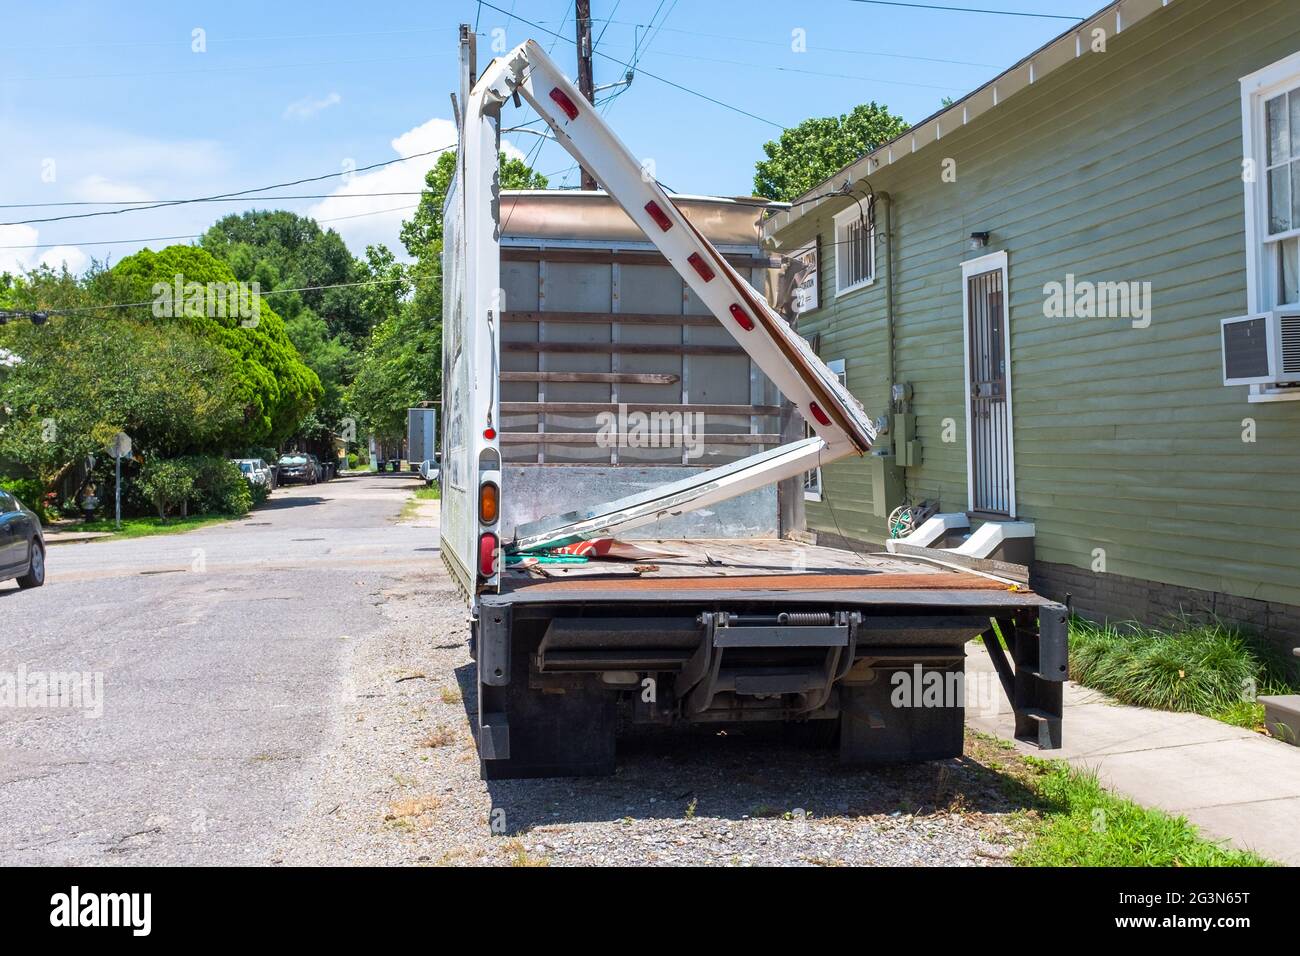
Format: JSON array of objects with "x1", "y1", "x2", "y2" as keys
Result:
[
  {"x1": 459, "y1": 39, "x2": 877, "y2": 575},
  {"x1": 511, "y1": 437, "x2": 849, "y2": 552},
  {"x1": 478, "y1": 41, "x2": 876, "y2": 457}
]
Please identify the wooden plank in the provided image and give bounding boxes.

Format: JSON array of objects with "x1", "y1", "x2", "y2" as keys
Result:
[
  {"x1": 502, "y1": 247, "x2": 769, "y2": 268},
  {"x1": 500, "y1": 371, "x2": 680, "y2": 385},
  {"x1": 499, "y1": 432, "x2": 782, "y2": 445},
  {"x1": 504, "y1": 310, "x2": 719, "y2": 327},
  {"x1": 501, "y1": 401, "x2": 782, "y2": 415},
  {"x1": 504, "y1": 341, "x2": 745, "y2": 356}
]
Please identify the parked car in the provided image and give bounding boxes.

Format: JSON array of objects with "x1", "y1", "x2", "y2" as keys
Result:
[
  {"x1": 418, "y1": 457, "x2": 440, "y2": 487},
  {"x1": 231, "y1": 458, "x2": 274, "y2": 493},
  {"x1": 306, "y1": 453, "x2": 330, "y2": 482},
  {"x1": 0, "y1": 487, "x2": 45, "y2": 589},
  {"x1": 277, "y1": 454, "x2": 317, "y2": 484}
]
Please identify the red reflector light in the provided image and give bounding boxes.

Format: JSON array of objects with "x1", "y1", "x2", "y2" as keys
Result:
[
  {"x1": 808, "y1": 402, "x2": 832, "y2": 427},
  {"x1": 644, "y1": 200, "x2": 673, "y2": 231},
  {"x1": 483, "y1": 427, "x2": 496, "y2": 440},
  {"x1": 687, "y1": 253, "x2": 715, "y2": 282},
  {"x1": 728, "y1": 304, "x2": 755, "y2": 331},
  {"x1": 549, "y1": 87, "x2": 579, "y2": 120},
  {"x1": 479, "y1": 532, "x2": 499, "y2": 578}
]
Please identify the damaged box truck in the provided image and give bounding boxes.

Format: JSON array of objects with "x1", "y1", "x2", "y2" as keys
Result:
[{"x1": 442, "y1": 31, "x2": 1067, "y2": 779}]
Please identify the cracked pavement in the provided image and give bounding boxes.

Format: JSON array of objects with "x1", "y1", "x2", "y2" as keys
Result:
[{"x1": 0, "y1": 473, "x2": 436, "y2": 865}]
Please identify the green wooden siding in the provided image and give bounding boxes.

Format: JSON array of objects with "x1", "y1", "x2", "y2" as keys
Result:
[{"x1": 777, "y1": 0, "x2": 1300, "y2": 608}]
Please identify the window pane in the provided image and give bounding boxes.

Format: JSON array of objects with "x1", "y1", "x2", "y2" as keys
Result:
[
  {"x1": 1292, "y1": 91, "x2": 1300, "y2": 157},
  {"x1": 1281, "y1": 237, "x2": 1300, "y2": 306},
  {"x1": 1268, "y1": 94, "x2": 1289, "y2": 165},
  {"x1": 1269, "y1": 164, "x2": 1292, "y2": 234},
  {"x1": 1294, "y1": 160, "x2": 1300, "y2": 230}
]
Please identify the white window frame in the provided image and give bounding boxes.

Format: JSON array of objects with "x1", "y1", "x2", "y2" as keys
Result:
[
  {"x1": 833, "y1": 205, "x2": 875, "y2": 296},
  {"x1": 1239, "y1": 51, "x2": 1300, "y2": 403},
  {"x1": 803, "y1": 358, "x2": 846, "y2": 502},
  {"x1": 960, "y1": 250, "x2": 1016, "y2": 517}
]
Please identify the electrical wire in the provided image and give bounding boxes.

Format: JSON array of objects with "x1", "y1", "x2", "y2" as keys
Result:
[
  {"x1": 476, "y1": 0, "x2": 784, "y2": 129},
  {"x1": 845, "y1": 0, "x2": 1085, "y2": 20},
  {"x1": 0, "y1": 204, "x2": 419, "y2": 251},
  {"x1": 581, "y1": 18, "x2": 998, "y2": 68},
  {"x1": 3, "y1": 276, "x2": 415, "y2": 321}
]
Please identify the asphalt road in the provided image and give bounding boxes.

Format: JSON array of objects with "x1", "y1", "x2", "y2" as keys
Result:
[{"x1": 0, "y1": 473, "x2": 438, "y2": 865}]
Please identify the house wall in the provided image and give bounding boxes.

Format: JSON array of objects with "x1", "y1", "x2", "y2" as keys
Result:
[{"x1": 773, "y1": 0, "x2": 1300, "y2": 630}]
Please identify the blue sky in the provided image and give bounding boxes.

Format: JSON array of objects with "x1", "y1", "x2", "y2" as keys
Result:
[{"x1": 0, "y1": 0, "x2": 1096, "y2": 274}]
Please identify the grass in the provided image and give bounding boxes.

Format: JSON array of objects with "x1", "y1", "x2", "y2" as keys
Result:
[
  {"x1": 1069, "y1": 617, "x2": 1296, "y2": 729},
  {"x1": 72, "y1": 513, "x2": 233, "y2": 539},
  {"x1": 967, "y1": 733, "x2": 1273, "y2": 867},
  {"x1": 398, "y1": 484, "x2": 440, "y2": 521}
]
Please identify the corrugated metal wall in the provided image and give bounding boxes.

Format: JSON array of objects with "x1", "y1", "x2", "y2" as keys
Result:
[{"x1": 775, "y1": 0, "x2": 1300, "y2": 608}]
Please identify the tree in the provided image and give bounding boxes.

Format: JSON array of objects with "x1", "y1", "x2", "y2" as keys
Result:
[
  {"x1": 0, "y1": 310, "x2": 245, "y2": 486},
  {"x1": 347, "y1": 152, "x2": 546, "y2": 439},
  {"x1": 109, "y1": 245, "x2": 322, "y2": 448},
  {"x1": 753, "y1": 103, "x2": 909, "y2": 201},
  {"x1": 200, "y1": 210, "x2": 371, "y2": 342}
]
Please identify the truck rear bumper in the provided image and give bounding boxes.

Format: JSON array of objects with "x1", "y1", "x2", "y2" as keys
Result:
[{"x1": 473, "y1": 587, "x2": 1067, "y2": 778}]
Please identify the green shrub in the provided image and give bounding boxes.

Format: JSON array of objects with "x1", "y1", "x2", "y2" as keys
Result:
[
  {"x1": 0, "y1": 476, "x2": 53, "y2": 523},
  {"x1": 248, "y1": 481, "x2": 269, "y2": 507},
  {"x1": 138, "y1": 459, "x2": 197, "y2": 519},
  {"x1": 188, "y1": 457, "x2": 252, "y2": 516},
  {"x1": 347, "y1": 452, "x2": 359, "y2": 469},
  {"x1": 1069, "y1": 617, "x2": 1295, "y2": 723}
]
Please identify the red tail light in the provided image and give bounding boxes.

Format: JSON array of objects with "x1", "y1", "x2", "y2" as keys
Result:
[
  {"x1": 483, "y1": 426, "x2": 496, "y2": 440},
  {"x1": 728, "y1": 304, "x2": 755, "y2": 331},
  {"x1": 644, "y1": 200, "x2": 673, "y2": 231},
  {"x1": 808, "y1": 402, "x2": 832, "y2": 427},
  {"x1": 549, "y1": 88, "x2": 579, "y2": 120},
  {"x1": 687, "y1": 253, "x2": 715, "y2": 282},
  {"x1": 479, "y1": 532, "x2": 499, "y2": 577}
]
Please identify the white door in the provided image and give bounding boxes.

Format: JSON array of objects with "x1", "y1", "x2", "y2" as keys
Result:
[{"x1": 961, "y1": 251, "x2": 1016, "y2": 516}]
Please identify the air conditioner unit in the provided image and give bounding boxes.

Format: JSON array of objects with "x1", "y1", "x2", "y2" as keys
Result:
[{"x1": 1221, "y1": 309, "x2": 1300, "y2": 387}]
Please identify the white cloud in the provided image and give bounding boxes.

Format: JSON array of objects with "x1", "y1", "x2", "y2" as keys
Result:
[
  {"x1": 71, "y1": 174, "x2": 153, "y2": 204},
  {"x1": 284, "y1": 92, "x2": 342, "y2": 121},
  {"x1": 0, "y1": 224, "x2": 88, "y2": 278},
  {"x1": 307, "y1": 116, "x2": 526, "y2": 258}
]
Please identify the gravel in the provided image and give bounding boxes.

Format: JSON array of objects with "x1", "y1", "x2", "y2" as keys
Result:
[{"x1": 277, "y1": 561, "x2": 1031, "y2": 867}]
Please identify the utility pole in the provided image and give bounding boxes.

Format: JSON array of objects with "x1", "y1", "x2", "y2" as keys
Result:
[{"x1": 574, "y1": 0, "x2": 597, "y2": 191}]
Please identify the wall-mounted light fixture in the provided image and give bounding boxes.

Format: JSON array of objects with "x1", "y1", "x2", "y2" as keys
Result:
[{"x1": 969, "y1": 231, "x2": 990, "y2": 250}]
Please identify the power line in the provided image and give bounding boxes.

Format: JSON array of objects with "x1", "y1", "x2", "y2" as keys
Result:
[
  {"x1": 476, "y1": 0, "x2": 785, "y2": 129},
  {"x1": 611, "y1": 45, "x2": 965, "y2": 93},
  {"x1": 0, "y1": 192, "x2": 429, "y2": 210},
  {"x1": 584, "y1": 19, "x2": 998, "y2": 68},
  {"x1": 0, "y1": 204, "x2": 419, "y2": 251},
  {"x1": 844, "y1": 0, "x2": 1086, "y2": 21},
  {"x1": 4, "y1": 276, "x2": 415, "y2": 322},
  {"x1": 0, "y1": 140, "x2": 469, "y2": 227},
  {"x1": 1, "y1": 50, "x2": 455, "y2": 83}
]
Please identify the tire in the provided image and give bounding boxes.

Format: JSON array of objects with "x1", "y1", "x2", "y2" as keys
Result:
[{"x1": 16, "y1": 540, "x2": 45, "y2": 589}]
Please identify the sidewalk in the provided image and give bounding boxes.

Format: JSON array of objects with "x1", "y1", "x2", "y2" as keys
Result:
[
  {"x1": 41, "y1": 521, "x2": 113, "y2": 546},
  {"x1": 965, "y1": 644, "x2": 1300, "y2": 864}
]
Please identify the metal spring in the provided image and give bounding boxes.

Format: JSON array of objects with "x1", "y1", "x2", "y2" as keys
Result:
[{"x1": 776, "y1": 612, "x2": 833, "y2": 625}]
